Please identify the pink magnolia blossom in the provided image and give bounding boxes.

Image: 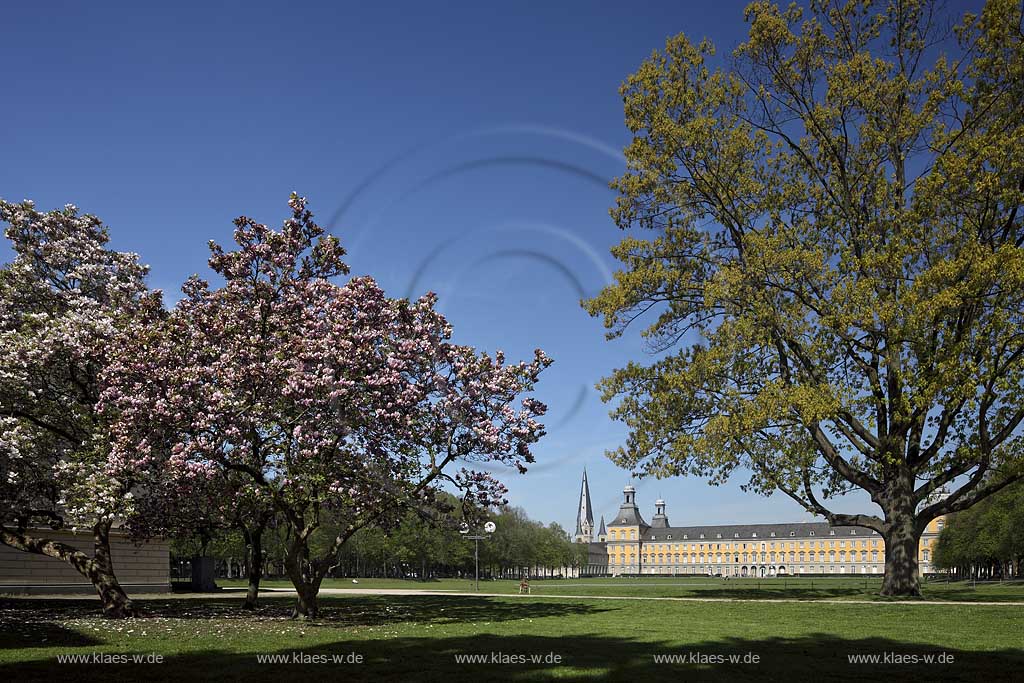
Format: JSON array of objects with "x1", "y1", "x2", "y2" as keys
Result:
[{"x1": 103, "y1": 194, "x2": 551, "y2": 618}]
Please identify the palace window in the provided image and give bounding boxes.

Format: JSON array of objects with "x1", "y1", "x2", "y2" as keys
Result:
[
  {"x1": 830, "y1": 530, "x2": 835, "y2": 536},
  {"x1": 770, "y1": 532, "x2": 776, "y2": 537},
  {"x1": 699, "y1": 534, "x2": 705, "y2": 539},
  {"x1": 809, "y1": 531, "x2": 815, "y2": 536},
  {"x1": 667, "y1": 535, "x2": 672, "y2": 540},
  {"x1": 752, "y1": 533, "x2": 758, "y2": 538},
  {"x1": 789, "y1": 531, "x2": 795, "y2": 536}
]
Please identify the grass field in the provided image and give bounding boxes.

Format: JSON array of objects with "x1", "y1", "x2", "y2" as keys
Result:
[{"x1": 2, "y1": 579, "x2": 1022, "y2": 681}]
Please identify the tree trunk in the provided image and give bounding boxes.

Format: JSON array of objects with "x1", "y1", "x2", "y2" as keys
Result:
[
  {"x1": 0, "y1": 520, "x2": 136, "y2": 618},
  {"x1": 284, "y1": 539, "x2": 324, "y2": 620},
  {"x1": 880, "y1": 512, "x2": 921, "y2": 597},
  {"x1": 293, "y1": 581, "x2": 321, "y2": 619},
  {"x1": 242, "y1": 525, "x2": 264, "y2": 610},
  {"x1": 90, "y1": 520, "x2": 138, "y2": 618}
]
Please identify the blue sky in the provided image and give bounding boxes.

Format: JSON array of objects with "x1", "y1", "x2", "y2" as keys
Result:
[{"x1": 2, "y1": 0, "x2": 930, "y2": 533}]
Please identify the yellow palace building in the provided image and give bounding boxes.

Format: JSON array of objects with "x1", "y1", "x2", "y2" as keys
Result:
[{"x1": 574, "y1": 471, "x2": 944, "y2": 577}]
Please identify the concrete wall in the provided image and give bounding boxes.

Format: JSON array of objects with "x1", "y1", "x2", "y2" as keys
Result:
[{"x1": 0, "y1": 529, "x2": 170, "y2": 595}]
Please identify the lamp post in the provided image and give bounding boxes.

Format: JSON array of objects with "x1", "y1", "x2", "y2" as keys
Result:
[{"x1": 460, "y1": 521, "x2": 496, "y2": 591}]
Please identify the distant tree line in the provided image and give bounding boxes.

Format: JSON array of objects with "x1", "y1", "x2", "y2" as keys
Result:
[
  {"x1": 172, "y1": 498, "x2": 589, "y2": 582},
  {"x1": 933, "y1": 483, "x2": 1024, "y2": 580}
]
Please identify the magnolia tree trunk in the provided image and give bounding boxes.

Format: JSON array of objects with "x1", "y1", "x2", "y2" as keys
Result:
[
  {"x1": 89, "y1": 521, "x2": 137, "y2": 618},
  {"x1": 284, "y1": 545, "x2": 325, "y2": 620},
  {"x1": 292, "y1": 580, "x2": 322, "y2": 620},
  {"x1": 240, "y1": 523, "x2": 266, "y2": 610},
  {"x1": 244, "y1": 534, "x2": 263, "y2": 610},
  {"x1": 0, "y1": 520, "x2": 136, "y2": 618}
]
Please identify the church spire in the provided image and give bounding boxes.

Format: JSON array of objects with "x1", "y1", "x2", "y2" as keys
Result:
[{"x1": 575, "y1": 468, "x2": 594, "y2": 542}]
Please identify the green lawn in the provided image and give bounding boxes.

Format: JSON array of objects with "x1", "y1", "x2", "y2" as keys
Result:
[
  {"x1": 216, "y1": 575, "x2": 1024, "y2": 602},
  {"x1": 1, "y1": 590, "x2": 1022, "y2": 681}
]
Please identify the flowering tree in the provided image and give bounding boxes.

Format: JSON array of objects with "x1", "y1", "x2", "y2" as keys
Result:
[
  {"x1": 105, "y1": 195, "x2": 551, "y2": 618},
  {"x1": 0, "y1": 199, "x2": 157, "y2": 618}
]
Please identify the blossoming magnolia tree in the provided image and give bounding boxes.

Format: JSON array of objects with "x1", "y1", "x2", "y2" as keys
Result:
[
  {"x1": 0, "y1": 199, "x2": 158, "y2": 618},
  {"x1": 104, "y1": 195, "x2": 551, "y2": 618}
]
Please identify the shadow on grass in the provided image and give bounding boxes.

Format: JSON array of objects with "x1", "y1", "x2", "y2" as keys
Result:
[
  {"x1": 671, "y1": 587, "x2": 877, "y2": 600},
  {"x1": 0, "y1": 621, "x2": 101, "y2": 650},
  {"x1": 2, "y1": 633, "x2": 1021, "y2": 682},
  {"x1": 0, "y1": 594, "x2": 613, "y2": 626}
]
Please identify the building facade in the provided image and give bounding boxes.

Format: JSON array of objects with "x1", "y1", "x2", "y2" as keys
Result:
[
  {"x1": 574, "y1": 473, "x2": 944, "y2": 577},
  {"x1": 0, "y1": 528, "x2": 170, "y2": 594}
]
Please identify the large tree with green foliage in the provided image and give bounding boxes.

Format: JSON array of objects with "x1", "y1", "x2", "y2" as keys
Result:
[
  {"x1": 934, "y1": 481, "x2": 1024, "y2": 578},
  {"x1": 586, "y1": 0, "x2": 1024, "y2": 596}
]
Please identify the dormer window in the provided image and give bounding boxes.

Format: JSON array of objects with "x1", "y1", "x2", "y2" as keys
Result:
[
  {"x1": 770, "y1": 532, "x2": 776, "y2": 537},
  {"x1": 752, "y1": 532, "x2": 757, "y2": 538},
  {"x1": 829, "y1": 530, "x2": 835, "y2": 536},
  {"x1": 851, "y1": 530, "x2": 856, "y2": 535},
  {"x1": 789, "y1": 531, "x2": 795, "y2": 536},
  {"x1": 667, "y1": 534, "x2": 672, "y2": 540},
  {"x1": 734, "y1": 533, "x2": 739, "y2": 538},
  {"x1": 809, "y1": 531, "x2": 815, "y2": 536},
  {"x1": 683, "y1": 534, "x2": 688, "y2": 539},
  {"x1": 699, "y1": 534, "x2": 705, "y2": 539},
  {"x1": 716, "y1": 533, "x2": 722, "y2": 539}
]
